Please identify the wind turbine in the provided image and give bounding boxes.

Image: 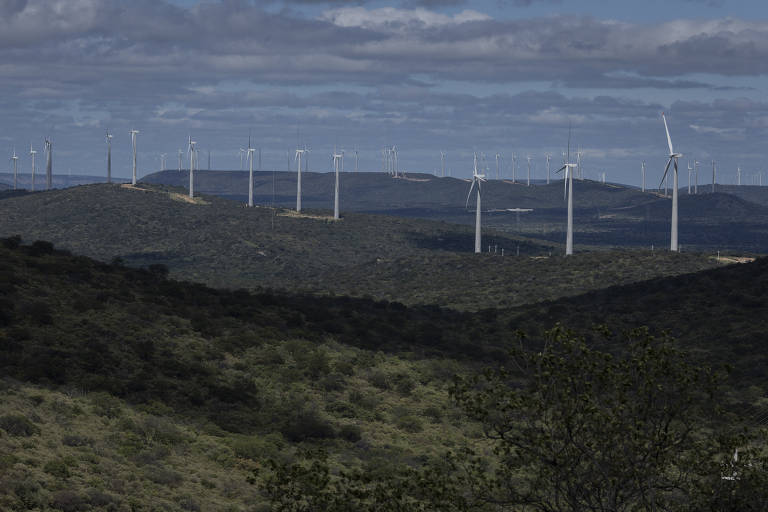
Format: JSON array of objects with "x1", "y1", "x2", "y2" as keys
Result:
[
  {"x1": 29, "y1": 144, "x2": 36, "y2": 191},
  {"x1": 555, "y1": 130, "x2": 577, "y2": 256},
  {"x1": 660, "y1": 112, "x2": 682, "y2": 252},
  {"x1": 10, "y1": 148, "x2": 18, "y2": 190},
  {"x1": 295, "y1": 147, "x2": 306, "y2": 212},
  {"x1": 737, "y1": 166, "x2": 741, "y2": 186},
  {"x1": 511, "y1": 152, "x2": 516, "y2": 183},
  {"x1": 106, "y1": 130, "x2": 113, "y2": 183},
  {"x1": 160, "y1": 153, "x2": 167, "y2": 172},
  {"x1": 466, "y1": 152, "x2": 486, "y2": 253},
  {"x1": 178, "y1": 149, "x2": 183, "y2": 172},
  {"x1": 188, "y1": 137, "x2": 196, "y2": 198},
  {"x1": 247, "y1": 138, "x2": 255, "y2": 208},
  {"x1": 711, "y1": 160, "x2": 716, "y2": 193},
  {"x1": 546, "y1": 154, "x2": 551, "y2": 184},
  {"x1": 526, "y1": 155, "x2": 532, "y2": 186},
  {"x1": 687, "y1": 161, "x2": 692, "y2": 194},
  {"x1": 496, "y1": 153, "x2": 501, "y2": 180},
  {"x1": 333, "y1": 148, "x2": 343, "y2": 219},
  {"x1": 440, "y1": 151, "x2": 446, "y2": 177},
  {"x1": 129, "y1": 129, "x2": 139, "y2": 185},
  {"x1": 576, "y1": 149, "x2": 583, "y2": 180},
  {"x1": 354, "y1": 148, "x2": 359, "y2": 173},
  {"x1": 44, "y1": 138, "x2": 52, "y2": 190},
  {"x1": 641, "y1": 161, "x2": 646, "y2": 192},
  {"x1": 694, "y1": 160, "x2": 699, "y2": 194}
]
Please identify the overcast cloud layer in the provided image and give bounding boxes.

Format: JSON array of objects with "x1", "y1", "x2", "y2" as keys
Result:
[{"x1": 1, "y1": 0, "x2": 768, "y2": 185}]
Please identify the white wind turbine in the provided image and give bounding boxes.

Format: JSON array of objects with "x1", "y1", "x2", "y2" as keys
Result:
[
  {"x1": 239, "y1": 148, "x2": 246, "y2": 170},
  {"x1": 178, "y1": 149, "x2": 183, "y2": 173},
  {"x1": 295, "y1": 147, "x2": 306, "y2": 212},
  {"x1": 333, "y1": 147, "x2": 344, "y2": 219},
  {"x1": 496, "y1": 153, "x2": 501, "y2": 180},
  {"x1": 737, "y1": 166, "x2": 741, "y2": 186},
  {"x1": 129, "y1": 129, "x2": 139, "y2": 185},
  {"x1": 466, "y1": 152, "x2": 486, "y2": 253},
  {"x1": 44, "y1": 138, "x2": 52, "y2": 190},
  {"x1": 247, "y1": 136, "x2": 255, "y2": 207},
  {"x1": 711, "y1": 160, "x2": 716, "y2": 193},
  {"x1": 11, "y1": 148, "x2": 19, "y2": 190},
  {"x1": 526, "y1": 155, "x2": 532, "y2": 186},
  {"x1": 160, "y1": 153, "x2": 167, "y2": 172},
  {"x1": 354, "y1": 148, "x2": 359, "y2": 173},
  {"x1": 106, "y1": 130, "x2": 113, "y2": 183},
  {"x1": 687, "y1": 161, "x2": 692, "y2": 194},
  {"x1": 641, "y1": 161, "x2": 646, "y2": 192},
  {"x1": 546, "y1": 154, "x2": 551, "y2": 184},
  {"x1": 555, "y1": 138, "x2": 577, "y2": 256},
  {"x1": 440, "y1": 151, "x2": 446, "y2": 177},
  {"x1": 29, "y1": 144, "x2": 36, "y2": 191},
  {"x1": 188, "y1": 137, "x2": 196, "y2": 198},
  {"x1": 660, "y1": 112, "x2": 682, "y2": 252}
]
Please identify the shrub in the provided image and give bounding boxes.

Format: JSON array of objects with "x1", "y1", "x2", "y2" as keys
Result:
[
  {"x1": 338, "y1": 423, "x2": 363, "y2": 442},
  {"x1": 62, "y1": 435, "x2": 93, "y2": 447},
  {"x1": 89, "y1": 392, "x2": 123, "y2": 418},
  {"x1": 367, "y1": 370, "x2": 390, "y2": 390},
  {"x1": 281, "y1": 409, "x2": 336, "y2": 442},
  {"x1": 145, "y1": 465, "x2": 183, "y2": 487},
  {"x1": 44, "y1": 458, "x2": 71, "y2": 478},
  {"x1": 0, "y1": 414, "x2": 40, "y2": 437},
  {"x1": 395, "y1": 415, "x2": 423, "y2": 433},
  {"x1": 50, "y1": 490, "x2": 86, "y2": 512}
]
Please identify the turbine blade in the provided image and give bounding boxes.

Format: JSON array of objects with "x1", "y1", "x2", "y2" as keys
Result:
[
  {"x1": 659, "y1": 157, "x2": 673, "y2": 189},
  {"x1": 466, "y1": 180, "x2": 476, "y2": 209},
  {"x1": 662, "y1": 112, "x2": 674, "y2": 155}
]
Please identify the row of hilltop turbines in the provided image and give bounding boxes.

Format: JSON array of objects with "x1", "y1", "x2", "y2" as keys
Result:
[
  {"x1": 5, "y1": 115, "x2": 763, "y2": 255},
  {"x1": 465, "y1": 113, "x2": 735, "y2": 256}
]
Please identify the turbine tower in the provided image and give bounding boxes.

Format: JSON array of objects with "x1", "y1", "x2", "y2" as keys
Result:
[
  {"x1": 178, "y1": 149, "x2": 183, "y2": 172},
  {"x1": 295, "y1": 147, "x2": 306, "y2": 212},
  {"x1": 687, "y1": 161, "x2": 692, "y2": 194},
  {"x1": 496, "y1": 153, "x2": 501, "y2": 180},
  {"x1": 188, "y1": 137, "x2": 196, "y2": 198},
  {"x1": 440, "y1": 151, "x2": 446, "y2": 177},
  {"x1": 737, "y1": 166, "x2": 741, "y2": 186},
  {"x1": 660, "y1": 112, "x2": 682, "y2": 252},
  {"x1": 129, "y1": 129, "x2": 139, "y2": 185},
  {"x1": 641, "y1": 161, "x2": 646, "y2": 192},
  {"x1": 333, "y1": 148, "x2": 343, "y2": 219},
  {"x1": 526, "y1": 155, "x2": 531, "y2": 186},
  {"x1": 29, "y1": 144, "x2": 36, "y2": 191},
  {"x1": 466, "y1": 152, "x2": 486, "y2": 253},
  {"x1": 160, "y1": 153, "x2": 167, "y2": 172},
  {"x1": 354, "y1": 148, "x2": 359, "y2": 173},
  {"x1": 546, "y1": 154, "x2": 551, "y2": 184},
  {"x1": 11, "y1": 148, "x2": 18, "y2": 190},
  {"x1": 711, "y1": 160, "x2": 716, "y2": 193},
  {"x1": 106, "y1": 130, "x2": 113, "y2": 183},
  {"x1": 555, "y1": 133, "x2": 577, "y2": 256},
  {"x1": 44, "y1": 138, "x2": 52, "y2": 190},
  {"x1": 247, "y1": 136, "x2": 255, "y2": 207}
]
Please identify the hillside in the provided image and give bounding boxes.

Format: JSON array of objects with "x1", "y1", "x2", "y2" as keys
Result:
[
  {"x1": 1, "y1": 238, "x2": 767, "y2": 509},
  {"x1": 142, "y1": 170, "x2": 768, "y2": 252},
  {"x1": 0, "y1": 183, "x2": 721, "y2": 311}
]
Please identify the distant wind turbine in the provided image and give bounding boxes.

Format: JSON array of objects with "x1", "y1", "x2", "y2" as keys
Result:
[
  {"x1": 247, "y1": 137, "x2": 255, "y2": 208},
  {"x1": 660, "y1": 112, "x2": 682, "y2": 252},
  {"x1": 546, "y1": 154, "x2": 551, "y2": 185},
  {"x1": 526, "y1": 155, "x2": 532, "y2": 186},
  {"x1": 178, "y1": 149, "x2": 183, "y2": 172},
  {"x1": 129, "y1": 129, "x2": 139, "y2": 185},
  {"x1": 295, "y1": 147, "x2": 306, "y2": 212},
  {"x1": 737, "y1": 166, "x2": 741, "y2": 186},
  {"x1": 106, "y1": 130, "x2": 113, "y2": 183},
  {"x1": 641, "y1": 161, "x2": 646, "y2": 192},
  {"x1": 354, "y1": 148, "x2": 359, "y2": 173},
  {"x1": 687, "y1": 161, "x2": 692, "y2": 194},
  {"x1": 10, "y1": 148, "x2": 18, "y2": 190},
  {"x1": 711, "y1": 160, "x2": 716, "y2": 193},
  {"x1": 29, "y1": 144, "x2": 36, "y2": 191},
  {"x1": 466, "y1": 152, "x2": 486, "y2": 253},
  {"x1": 496, "y1": 153, "x2": 501, "y2": 180},
  {"x1": 555, "y1": 129, "x2": 577, "y2": 256},
  {"x1": 333, "y1": 148, "x2": 343, "y2": 219},
  {"x1": 188, "y1": 137, "x2": 196, "y2": 198},
  {"x1": 44, "y1": 138, "x2": 52, "y2": 190},
  {"x1": 440, "y1": 151, "x2": 446, "y2": 177},
  {"x1": 694, "y1": 160, "x2": 699, "y2": 194},
  {"x1": 160, "y1": 153, "x2": 167, "y2": 172}
]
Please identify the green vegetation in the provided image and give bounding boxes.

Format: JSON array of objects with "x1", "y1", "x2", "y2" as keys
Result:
[
  {"x1": 0, "y1": 183, "x2": 721, "y2": 311},
  {"x1": 1, "y1": 236, "x2": 767, "y2": 509}
]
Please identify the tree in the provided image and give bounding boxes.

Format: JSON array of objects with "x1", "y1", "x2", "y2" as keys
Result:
[{"x1": 451, "y1": 326, "x2": 738, "y2": 511}]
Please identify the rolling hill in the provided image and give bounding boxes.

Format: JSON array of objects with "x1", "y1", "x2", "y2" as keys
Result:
[
  {"x1": 0, "y1": 183, "x2": 721, "y2": 311},
  {"x1": 1, "y1": 236, "x2": 766, "y2": 510},
  {"x1": 141, "y1": 170, "x2": 768, "y2": 252}
]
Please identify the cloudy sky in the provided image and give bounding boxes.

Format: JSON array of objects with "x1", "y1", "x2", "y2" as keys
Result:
[{"x1": 2, "y1": 0, "x2": 768, "y2": 185}]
